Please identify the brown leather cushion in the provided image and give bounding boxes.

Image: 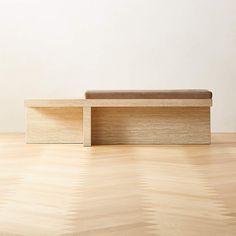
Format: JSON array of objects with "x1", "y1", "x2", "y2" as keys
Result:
[{"x1": 85, "y1": 90, "x2": 212, "y2": 99}]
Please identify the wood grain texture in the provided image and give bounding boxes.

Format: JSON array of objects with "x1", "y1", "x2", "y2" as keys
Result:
[
  {"x1": 25, "y1": 99, "x2": 212, "y2": 107},
  {"x1": 91, "y1": 107, "x2": 211, "y2": 145},
  {"x1": 83, "y1": 107, "x2": 91, "y2": 147},
  {"x1": 26, "y1": 107, "x2": 83, "y2": 143},
  {"x1": 0, "y1": 133, "x2": 235, "y2": 236},
  {"x1": 24, "y1": 99, "x2": 85, "y2": 107}
]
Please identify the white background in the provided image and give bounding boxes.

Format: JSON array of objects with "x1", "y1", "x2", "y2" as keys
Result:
[{"x1": 0, "y1": 0, "x2": 235, "y2": 132}]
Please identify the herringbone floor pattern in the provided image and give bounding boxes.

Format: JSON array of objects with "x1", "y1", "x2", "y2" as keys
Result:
[{"x1": 0, "y1": 133, "x2": 235, "y2": 236}]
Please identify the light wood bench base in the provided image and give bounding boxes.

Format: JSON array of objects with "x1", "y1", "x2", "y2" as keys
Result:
[
  {"x1": 25, "y1": 99, "x2": 212, "y2": 146},
  {"x1": 91, "y1": 107, "x2": 210, "y2": 145}
]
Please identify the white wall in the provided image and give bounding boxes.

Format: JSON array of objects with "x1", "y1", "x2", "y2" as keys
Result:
[{"x1": 0, "y1": 0, "x2": 235, "y2": 132}]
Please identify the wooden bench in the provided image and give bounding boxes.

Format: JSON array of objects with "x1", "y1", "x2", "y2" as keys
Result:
[{"x1": 25, "y1": 90, "x2": 212, "y2": 146}]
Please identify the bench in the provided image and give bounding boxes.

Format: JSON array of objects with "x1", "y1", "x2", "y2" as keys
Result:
[{"x1": 25, "y1": 90, "x2": 212, "y2": 146}]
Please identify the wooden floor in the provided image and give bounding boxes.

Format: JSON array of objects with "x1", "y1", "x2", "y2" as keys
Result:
[{"x1": 0, "y1": 133, "x2": 236, "y2": 236}]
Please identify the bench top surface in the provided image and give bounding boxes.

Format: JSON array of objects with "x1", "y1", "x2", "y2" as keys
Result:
[
  {"x1": 85, "y1": 90, "x2": 212, "y2": 99},
  {"x1": 25, "y1": 98, "x2": 212, "y2": 107}
]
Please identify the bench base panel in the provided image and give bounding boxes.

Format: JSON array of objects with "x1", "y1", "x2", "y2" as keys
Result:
[
  {"x1": 26, "y1": 107, "x2": 83, "y2": 144},
  {"x1": 91, "y1": 107, "x2": 210, "y2": 145}
]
